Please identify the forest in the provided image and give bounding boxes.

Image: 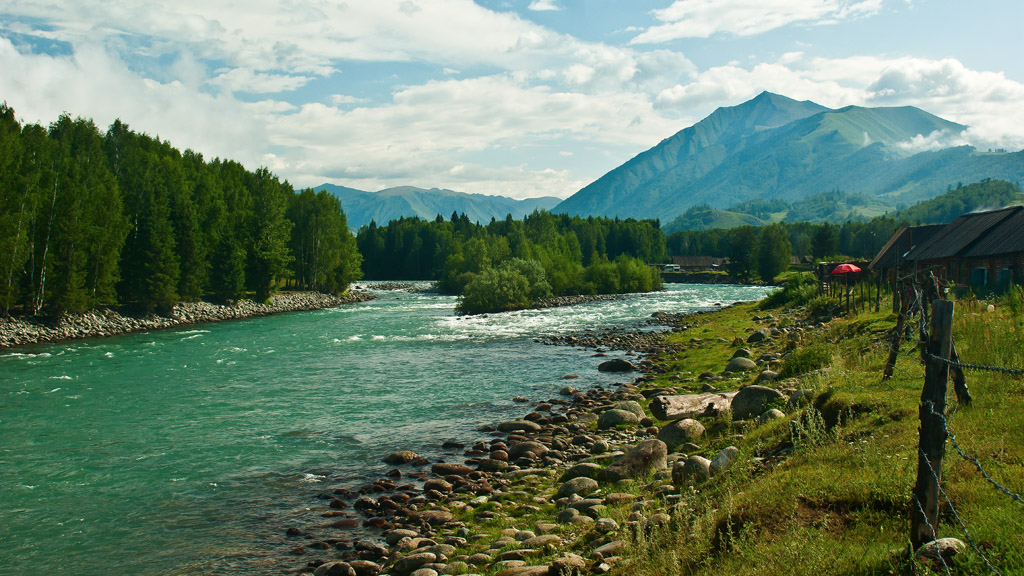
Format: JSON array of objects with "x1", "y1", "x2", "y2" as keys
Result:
[
  {"x1": 0, "y1": 105, "x2": 361, "y2": 317},
  {"x1": 2, "y1": 104, "x2": 1017, "y2": 317},
  {"x1": 357, "y1": 211, "x2": 665, "y2": 313}
]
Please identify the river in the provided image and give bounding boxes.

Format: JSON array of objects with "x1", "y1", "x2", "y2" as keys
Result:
[{"x1": 0, "y1": 283, "x2": 770, "y2": 575}]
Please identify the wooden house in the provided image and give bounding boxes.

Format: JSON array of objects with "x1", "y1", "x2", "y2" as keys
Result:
[{"x1": 875, "y1": 206, "x2": 1024, "y2": 288}]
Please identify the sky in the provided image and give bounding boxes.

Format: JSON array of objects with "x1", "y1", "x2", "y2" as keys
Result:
[{"x1": 1, "y1": 0, "x2": 1022, "y2": 200}]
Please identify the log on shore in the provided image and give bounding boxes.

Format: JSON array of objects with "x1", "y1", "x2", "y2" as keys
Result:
[{"x1": 650, "y1": 392, "x2": 737, "y2": 421}]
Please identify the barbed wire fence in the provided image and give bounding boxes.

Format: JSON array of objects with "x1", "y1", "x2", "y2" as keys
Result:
[{"x1": 881, "y1": 274, "x2": 1023, "y2": 574}]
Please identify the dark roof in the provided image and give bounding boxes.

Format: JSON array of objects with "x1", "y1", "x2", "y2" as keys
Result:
[
  {"x1": 672, "y1": 255, "x2": 725, "y2": 267},
  {"x1": 906, "y1": 207, "x2": 1022, "y2": 261},
  {"x1": 963, "y1": 207, "x2": 1024, "y2": 258},
  {"x1": 869, "y1": 225, "x2": 944, "y2": 270}
]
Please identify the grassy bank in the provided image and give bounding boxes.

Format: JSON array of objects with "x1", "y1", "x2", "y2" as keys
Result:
[
  {"x1": 296, "y1": 283, "x2": 1022, "y2": 576},
  {"x1": 617, "y1": 287, "x2": 1024, "y2": 575}
]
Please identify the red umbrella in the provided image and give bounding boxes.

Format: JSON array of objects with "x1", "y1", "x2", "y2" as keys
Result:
[{"x1": 832, "y1": 263, "x2": 861, "y2": 274}]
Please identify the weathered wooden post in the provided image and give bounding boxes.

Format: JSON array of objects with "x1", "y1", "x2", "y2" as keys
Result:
[
  {"x1": 883, "y1": 281, "x2": 910, "y2": 379},
  {"x1": 911, "y1": 299, "x2": 954, "y2": 551}
]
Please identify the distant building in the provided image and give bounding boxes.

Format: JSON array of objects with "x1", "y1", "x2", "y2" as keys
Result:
[
  {"x1": 870, "y1": 206, "x2": 1024, "y2": 288},
  {"x1": 671, "y1": 255, "x2": 726, "y2": 272}
]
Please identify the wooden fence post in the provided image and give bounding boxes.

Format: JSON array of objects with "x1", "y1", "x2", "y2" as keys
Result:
[
  {"x1": 883, "y1": 281, "x2": 910, "y2": 379},
  {"x1": 911, "y1": 299, "x2": 954, "y2": 551}
]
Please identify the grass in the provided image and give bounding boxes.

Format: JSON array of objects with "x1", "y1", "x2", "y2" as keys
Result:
[
  {"x1": 410, "y1": 286, "x2": 1023, "y2": 576},
  {"x1": 621, "y1": 287, "x2": 1024, "y2": 576}
]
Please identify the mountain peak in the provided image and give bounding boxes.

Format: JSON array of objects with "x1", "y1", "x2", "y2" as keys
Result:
[{"x1": 553, "y1": 92, "x2": 1024, "y2": 222}]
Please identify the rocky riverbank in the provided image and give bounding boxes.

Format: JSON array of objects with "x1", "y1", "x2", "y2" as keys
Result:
[
  {"x1": 283, "y1": 300, "x2": 803, "y2": 576},
  {"x1": 0, "y1": 291, "x2": 375, "y2": 349}
]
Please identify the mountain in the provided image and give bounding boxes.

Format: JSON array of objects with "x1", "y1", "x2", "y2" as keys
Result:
[
  {"x1": 555, "y1": 91, "x2": 1024, "y2": 222},
  {"x1": 311, "y1": 184, "x2": 561, "y2": 230}
]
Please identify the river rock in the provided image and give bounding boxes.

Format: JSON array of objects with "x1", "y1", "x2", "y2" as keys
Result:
[
  {"x1": 731, "y1": 348, "x2": 752, "y2": 359},
  {"x1": 754, "y1": 370, "x2": 780, "y2": 384},
  {"x1": 495, "y1": 567, "x2": 550, "y2": 576},
  {"x1": 672, "y1": 455, "x2": 711, "y2": 486},
  {"x1": 657, "y1": 419, "x2": 705, "y2": 449},
  {"x1": 508, "y1": 441, "x2": 548, "y2": 459},
  {"x1": 757, "y1": 408, "x2": 786, "y2": 424},
  {"x1": 594, "y1": 540, "x2": 624, "y2": 557},
  {"x1": 415, "y1": 510, "x2": 454, "y2": 525},
  {"x1": 549, "y1": 553, "x2": 587, "y2": 576},
  {"x1": 497, "y1": 420, "x2": 543, "y2": 433},
  {"x1": 386, "y1": 529, "x2": 420, "y2": 546},
  {"x1": 731, "y1": 385, "x2": 786, "y2": 420},
  {"x1": 424, "y1": 478, "x2": 453, "y2": 493},
  {"x1": 560, "y1": 462, "x2": 602, "y2": 481},
  {"x1": 477, "y1": 458, "x2": 508, "y2": 472},
  {"x1": 349, "y1": 560, "x2": 383, "y2": 576},
  {"x1": 431, "y1": 463, "x2": 474, "y2": 477},
  {"x1": 523, "y1": 535, "x2": 562, "y2": 549},
  {"x1": 383, "y1": 451, "x2": 420, "y2": 465},
  {"x1": 724, "y1": 357, "x2": 758, "y2": 373},
  {"x1": 598, "y1": 439, "x2": 667, "y2": 481},
  {"x1": 597, "y1": 409, "x2": 641, "y2": 430},
  {"x1": 916, "y1": 538, "x2": 966, "y2": 563},
  {"x1": 598, "y1": 358, "x2": 637, "y2": 372},
  {"x1": 392, "y1": 553, "x2": 438, "y2": 576},
  {"x1": 609, "y1": 400, "x2": 645, "y2": 419},
  {"x1": 315, "y1": 562, "x2": 357, "y2": 576},
  {"x1": 709, "y1": 446, "x2": 740, "y2": 477},
  {"x1": 556, "y1": 476, "x2": 599, "y2": 498},
  {"x1": 746, "y1": 328, "x2": 772, "y2": 344}
]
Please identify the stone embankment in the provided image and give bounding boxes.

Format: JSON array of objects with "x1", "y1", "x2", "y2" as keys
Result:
[{"x1": 0, "y1": 291, "x2": 375, "y2": 349}]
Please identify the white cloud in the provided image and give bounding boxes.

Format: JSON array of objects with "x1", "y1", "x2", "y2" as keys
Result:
[
  {"x1": 895, "y1": 129, "x2": 971, "y2": 154},
  {"x1": 632, "y1": 0, "x2": 883, "y2": 43},
  {"x1": 528, "y1": 0, "x2": 562, "y2": 11},
  {"x1": 209, "y1": 68, "x2": 315, "y2": 94},
  {"x1": 3, "y1": 0, "x2": 1021, "y2": 203},
  {"x1": 0, "y1": 38, "x2": 266, "y2": 167},
  {"x1": 262, "y1": 75, "x2": 677, "y2": 197}
]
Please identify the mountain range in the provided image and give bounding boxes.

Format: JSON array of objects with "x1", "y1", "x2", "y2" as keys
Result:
[
  {"x1": 311, "y1": 184, "x2": 560, "y2": 230},
  {"x1": 553, "y1": 91, "x2": 1024, "y2": 224}
]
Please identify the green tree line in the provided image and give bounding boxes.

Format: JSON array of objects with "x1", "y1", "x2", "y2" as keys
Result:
[
  {"x1": 357, "y1": 211, "x2": 665, "y2": 313},
  {"x1": 666, "y1": 179, "x2": 1021, "y2": 283},
  {"x1": 0, "y1": 105, "x2": 360, "y2": 317}
]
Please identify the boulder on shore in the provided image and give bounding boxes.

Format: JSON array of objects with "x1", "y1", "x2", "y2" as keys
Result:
[
  {"x1": 556, "y1": 476, "x2": 599, "y2": 499},
  {"x1": 672, "y1": 455, "x2": 711, "y2": 486},
  {"x1": 598, "y1": 358, "x2": 637, "y2": 372},
  {"x1": 597, "y1": 409, "x2": 641, "y2": 430},
  {"x1": 598, "y1": 439, "x2": 668, "y2": 481},
  {"x1": 724, "y1": 357, "x2": 758, "y2": 373},
  {"x1": 731, "y1": 385, "x2": 786, "y2": 420},
  {"x1": 657, "y1": 419, "x2": 705, "y2": 449}
]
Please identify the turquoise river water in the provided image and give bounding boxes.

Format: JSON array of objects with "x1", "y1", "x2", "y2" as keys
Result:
[{"x1": 0, "y1": 283, "x2": 770, "y2": 575}]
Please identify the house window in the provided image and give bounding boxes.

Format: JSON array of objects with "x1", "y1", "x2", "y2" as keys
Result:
[
  {"x1": 997, "y1": 268, "x2": 1012, "y2": 286},
  {"x1": 971, "y1": 267, "x2": 988, "y2": 286}
]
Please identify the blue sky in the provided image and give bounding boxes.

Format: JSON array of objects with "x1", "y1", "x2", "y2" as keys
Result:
[{"x1": 1, "y1": 0, "x2": 1022, "y2": 199}]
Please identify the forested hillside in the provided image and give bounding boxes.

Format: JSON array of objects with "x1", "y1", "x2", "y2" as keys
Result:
[
  {"x1": 0, "y1": 105, "x2": 361, "y2": 317},
  {"x1": 357, "y1": 211, "x2": 665, "y2": 313}
]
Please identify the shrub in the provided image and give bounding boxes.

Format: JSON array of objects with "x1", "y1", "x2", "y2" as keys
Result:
[
  {"x1": 760, "y1": 272, "x2": 818, "y2": 309},
  {"x1": 781, "y1": 343, "x2": 833, "y2": 377},
  {"x1": 456, "y1": 266, "x2": 531, "y2": 314}
]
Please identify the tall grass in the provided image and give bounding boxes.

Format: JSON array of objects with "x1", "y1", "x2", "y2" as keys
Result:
[{"x1": 623, "y1": 289, "x2": 1023, "y2": 576}]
